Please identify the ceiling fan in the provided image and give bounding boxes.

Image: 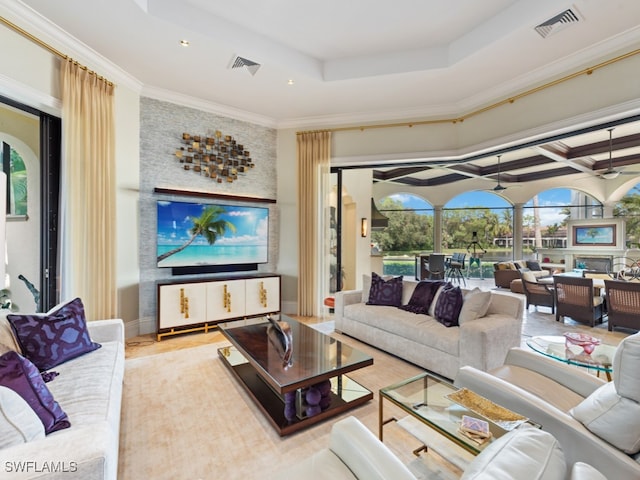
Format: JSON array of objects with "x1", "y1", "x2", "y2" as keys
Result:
[
  {"x1": 492, "y1": 155, "x2": 508, "y2": 191},
  {"x1": 597, "y1": 127, "x2": 638, "y2": 179},
  {"x1": 600, "y1": 128, "x2": 620, "y2": 179}
]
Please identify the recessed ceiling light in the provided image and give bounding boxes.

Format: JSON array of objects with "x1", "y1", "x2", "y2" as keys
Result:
[
  {"x1": 180, "y1": 40, "x2": 190, "y2": 47},
  {"x1": 287, "y1": 79, "x2": 295, "y2": 85}
]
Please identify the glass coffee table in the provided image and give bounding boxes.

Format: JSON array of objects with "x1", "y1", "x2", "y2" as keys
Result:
[
  {"x1": 219, "y1": 314, "x2": 373, "y2": 436},
  {"x1": 380, "y1": 372, "x2": 532, "y2": 456},
  {"x1": 526, "y1": 335, "x2": 615, "y2": 381}
]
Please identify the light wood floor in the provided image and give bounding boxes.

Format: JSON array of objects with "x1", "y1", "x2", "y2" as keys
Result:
[{"x1": 125, "y1": 315, "x2": 327, "y2": 359}]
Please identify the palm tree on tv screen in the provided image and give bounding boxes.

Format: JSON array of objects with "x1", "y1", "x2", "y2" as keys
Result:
[{"x1": 157, "y1": 205, "x2": 236, "y2": 263}]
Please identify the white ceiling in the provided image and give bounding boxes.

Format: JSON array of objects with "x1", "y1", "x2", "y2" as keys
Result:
[{"x1": 16, "y1": 0, "x2": 640, "y2": 127}]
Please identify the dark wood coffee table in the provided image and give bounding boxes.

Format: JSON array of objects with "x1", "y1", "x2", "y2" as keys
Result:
[{"x1": 218, "y1": 314, "x2": 373, "y2": 436}]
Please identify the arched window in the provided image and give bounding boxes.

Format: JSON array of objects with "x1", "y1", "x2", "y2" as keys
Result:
[
  {"x1": 373, "y1": 194, "x2": 433, "y2": 276},
  {"x1": 523, "y1": 188, "x2": 603, "y2": 253},
  {"x1": 443, "y1": 191, "x2": 512, "y2": 277},
  {"x1": 614, "y1": 182, "x2": 640, "y2": 248}
]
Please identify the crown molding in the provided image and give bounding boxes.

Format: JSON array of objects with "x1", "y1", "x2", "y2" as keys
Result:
[
  {"x1": 4, "y1": 0, "x2": 640, "y2": 131},
  {"x1": 0, "y1": 72, "x2": 61, "y2": 115},
  {"x1": 2, "y1": 0, "x2": 142, "y2": 92},
  {"x1": 141, "y1": 85, "x2": 277, "y2": 129},
  {"x1": 278, "y1": 30, "x2": 640, "y2": 131},
  {"x1": 331, "y1": 99, "x2": 640, "y2": 167}
]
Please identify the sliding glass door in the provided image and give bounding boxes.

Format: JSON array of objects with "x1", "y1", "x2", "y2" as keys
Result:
[{"x1": 0, "y1": 95, "x2": 60, "y2": 312}]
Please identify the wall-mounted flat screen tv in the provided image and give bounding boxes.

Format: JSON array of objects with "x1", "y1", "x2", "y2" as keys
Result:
[{"x1": 157, "y1": 200, "x2": 269, "y2": 268}]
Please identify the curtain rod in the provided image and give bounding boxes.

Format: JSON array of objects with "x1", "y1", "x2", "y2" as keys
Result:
[
  {"x1": 0, "y1": 15, "x2": 114, "y2": 87},
  {"x1": 298, "y1": 47, "x2": 640, "y2": 135}
]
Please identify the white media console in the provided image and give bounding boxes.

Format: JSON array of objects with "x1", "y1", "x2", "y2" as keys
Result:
[{"x1": 156, "y1": 273, "x2": 281, "y2": 340}]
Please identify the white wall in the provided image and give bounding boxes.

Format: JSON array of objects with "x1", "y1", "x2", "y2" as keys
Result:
[
  {"x1": 114, "y1": 87, "x2": 141, "y2": 333},
  {"x1": 275, "y1": 128, "x2": 298, "y2": 313},
  {"x1": 0, "y1": 9, "x2": 141, "y2": 328},
  {"x1": 342, "y1": 169, "x2": 373, "y2": 291}
]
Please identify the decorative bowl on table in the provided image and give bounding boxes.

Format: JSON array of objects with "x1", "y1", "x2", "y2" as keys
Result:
[{"x1": 564, "y1": 332, "x2": 601, "y2": 354}]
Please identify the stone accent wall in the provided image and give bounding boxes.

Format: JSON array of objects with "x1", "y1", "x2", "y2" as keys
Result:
[{"x1": 138, "y1": 97, "x2": 278, "y2": 333}]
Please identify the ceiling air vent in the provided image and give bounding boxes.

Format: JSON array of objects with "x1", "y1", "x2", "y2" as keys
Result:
[
  {"x1": 535, "y1": 8, "x2": 582, "y2": 39},
  {"x1": 230, "y1": 55, "x2": 261, "y2": 76}
]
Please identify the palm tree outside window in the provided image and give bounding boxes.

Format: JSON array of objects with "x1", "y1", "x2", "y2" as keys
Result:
[{"x1": 0, "y1": 141, "x2": 28, "y2": 217}]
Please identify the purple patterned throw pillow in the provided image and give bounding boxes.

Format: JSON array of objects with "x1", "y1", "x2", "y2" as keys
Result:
[
  {"x1": 367, "y1": 273, "x2": 403, "y2": 306},
  {"x1": 0, "y1": 351, "x2": 70, "y2": 434},
  {"x1": 434, "y1": 285, "x2": 464, "y2": 327},
  {"x1": 8, "y1": 298, "x2": 101, "y2": 371}
]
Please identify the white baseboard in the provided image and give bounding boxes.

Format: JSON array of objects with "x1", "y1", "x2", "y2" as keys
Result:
[
  {"x1": 124, "y1": 316, "x2": 156, "y2": 338},
  {"x1": 281, "y1": 301, "x2": 297, "y2": 315}
]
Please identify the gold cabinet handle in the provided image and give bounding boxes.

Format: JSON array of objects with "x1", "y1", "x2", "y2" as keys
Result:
[
  {"x1": 179, "y1": 288, "x2": 190, "y2": 319},
  {"x1": 259, "y1": 281, "x2": 267, "y2": 308},
  {"x1": 223, "y1": 284, "x2": 231, "y2": 312}
]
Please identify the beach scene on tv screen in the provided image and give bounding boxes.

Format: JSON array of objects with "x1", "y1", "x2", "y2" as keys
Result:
[{"x1": 157, "y1": 200, "x2": 269, "y2": 267}]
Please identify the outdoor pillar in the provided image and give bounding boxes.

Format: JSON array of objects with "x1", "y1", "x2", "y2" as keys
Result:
[
  {"x1": 434, "y1": 205, "x2": 443, "y2": 253},
  {"x1": 602, "y1": 202, "x2": 616, "y2": 218},
  {"x1": 513, "y1": 203, "x2": 524, "y2": 259}
]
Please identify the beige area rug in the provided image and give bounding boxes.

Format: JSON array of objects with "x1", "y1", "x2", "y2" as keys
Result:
[{"x1": 118, "y1": 336, "x2": 466, "y2": 480}]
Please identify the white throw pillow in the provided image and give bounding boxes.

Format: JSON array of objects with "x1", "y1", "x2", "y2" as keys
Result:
[
  {"x1": 613, "y1": 332, "x2": 640, "y2": 402},
  {"x1": 0, "y1": 313, "x2": 20, "y2": 353},
  {"x1": 461, "y1": 427, "x2": 566, "y2": 480},
  {"x1": 361, "y1": 274, "x2": 372, "y2": 303},
  {"x1": 569, "y1": 462, "x2": 608, "y2": 480},
  {"x1": 521, "y1": 271, "x2": 537, "y2": 283},
  {"x1": 458, "y1": 289, "x2": 492, "y2": 325},
  {"x1": 570, "y1": 381, "x2": 640, "y2": 454},
  {"x1": 0, "y1": 386, "x2": 45, "y2": 448},
  {"x1": 401, "y1": 280, "x2": 419, "y2": 305}
]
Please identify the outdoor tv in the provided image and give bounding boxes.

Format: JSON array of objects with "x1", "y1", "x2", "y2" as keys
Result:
[{"x1": 156, "y1": 200, "x2": 269, "y2": 269}]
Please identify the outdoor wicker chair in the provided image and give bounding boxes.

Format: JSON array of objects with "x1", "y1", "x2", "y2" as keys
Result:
[
  {"x1": 553, "y1": 275, "x2": 605, "y2": 327},
  {"x1": 604, "y1": 279, "x2": 640, "y2": 332},
  {"x1": 520, "y1": 270, "x2": 555, "y2": 313}
]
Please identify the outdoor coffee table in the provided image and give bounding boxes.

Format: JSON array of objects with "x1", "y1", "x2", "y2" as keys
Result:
[
  {"x1": 218, "y1": 314, "x2": 373, "y2": 436},
  {"x1": 526, "y1": 335, "x2": 615, "y2": 381},
  {"x1": 379, "y1": 372, "x2": 531, "y2": 456}
]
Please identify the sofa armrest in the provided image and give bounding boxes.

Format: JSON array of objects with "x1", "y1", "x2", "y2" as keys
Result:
[
  {"x1": 1, "y1": 423, "x2": 116, "y2": 480},
  {"x1": 454, "y1": 366, "x2": 640, "y2": 479},
  {"x1": 88, "y1": 319, "x2": 124, "y2": 345},
  {"x1": 329, "y1": 416, "x2": 416, "y2": 480},
  {"x1": 493, "y1": 269, "x2": 520, "y2": 288},
  {"x1": 504, "y1": 348, "x2": 605, "y2": 398},
  {"x1": 459, "y1": 315, "x2": 522, "y2": 372},
  {"x1": 334, "y1": 290, "x2": 362, "y2": 322}
]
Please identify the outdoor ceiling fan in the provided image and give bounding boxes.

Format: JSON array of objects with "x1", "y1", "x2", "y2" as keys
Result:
[
  {"x1": 598, "y1": 127, "x2": 637, "y2": 179},
  {"x1": 600, "y1": 128, "x2": 621, "y2": 179},
  {"x1": 491, "y1": 155, "x2": 507, "y2": 191}
]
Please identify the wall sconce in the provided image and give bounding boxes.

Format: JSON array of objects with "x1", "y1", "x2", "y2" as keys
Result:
[{"x1": 361, "y1": 218, "x2": 368, "y2": 237}]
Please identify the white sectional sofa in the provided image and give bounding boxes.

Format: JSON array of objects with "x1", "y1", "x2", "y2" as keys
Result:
[
  {"x1": 334, "y1": 277, "x2": 524, "y2": 380},
  {"x1": 455, "y1": 335, "x2": 640, "y2": 480},
  {"x1": 271, "y1": 416, "x2": 608, "y2": 480},
  {"x1": 0, "y1": 318, "x2": 125, "y2": 480}
]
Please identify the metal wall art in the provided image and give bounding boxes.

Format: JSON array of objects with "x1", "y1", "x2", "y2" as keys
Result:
[{"x1": 176, "y1": 131, "x2": 254, "y2": 183}]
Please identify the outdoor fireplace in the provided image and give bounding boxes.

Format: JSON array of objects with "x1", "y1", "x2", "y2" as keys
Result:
[{"x1": 574, "y1": 256, "x2": 612, "y2": 272}]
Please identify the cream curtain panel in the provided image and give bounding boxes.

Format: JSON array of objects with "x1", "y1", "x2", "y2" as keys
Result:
[
  {"x1": 60, "y1": 59, "x2": 116, "y2": 321},
  {"x1": 297, "y1": 131, "x2": 331, "y2": 316}
]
